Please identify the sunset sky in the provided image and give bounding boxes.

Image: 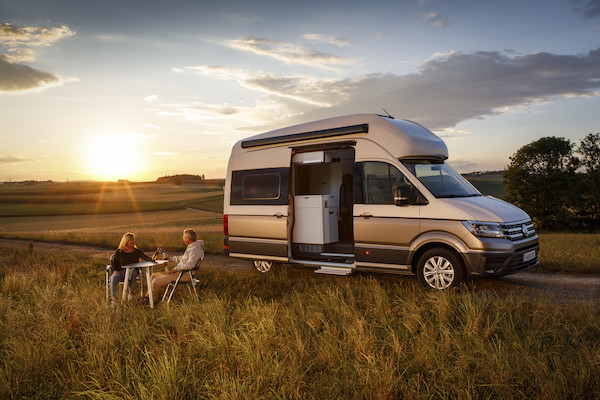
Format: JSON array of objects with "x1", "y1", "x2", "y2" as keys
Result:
[{"x1": 1, "y1": 0, "x2": 599, "y2": 181}]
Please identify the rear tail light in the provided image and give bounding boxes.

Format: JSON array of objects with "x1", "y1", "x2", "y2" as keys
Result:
[{"x1": 223, "y1": 214, "x2": 228, "y2": 236}]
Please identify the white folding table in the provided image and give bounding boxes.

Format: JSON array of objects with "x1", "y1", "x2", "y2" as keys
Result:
[{"x1": 121, "y1": 260, "x2": 168, "y2": 308}]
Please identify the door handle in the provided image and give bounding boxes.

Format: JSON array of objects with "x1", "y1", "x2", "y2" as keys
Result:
[
  {"x1": 274, "y1": 212, "x2": 284, "y2": 218},
  {"x1": 360, "y1": 212, "x2": 372, "y2": 218}
]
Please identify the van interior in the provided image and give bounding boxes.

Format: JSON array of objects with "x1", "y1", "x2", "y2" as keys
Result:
[{"x1": 291, "y1": 147, "x2": 355, "y2": 264}]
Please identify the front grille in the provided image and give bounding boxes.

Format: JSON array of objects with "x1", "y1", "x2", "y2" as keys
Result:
[{"x1": 501, "y1": 220, "x2": 536, "y2": 241}]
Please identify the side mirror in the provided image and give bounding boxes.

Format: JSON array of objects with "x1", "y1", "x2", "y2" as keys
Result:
[{"x1": 394, "y1": 187, "x2": 413, "y2": 206}]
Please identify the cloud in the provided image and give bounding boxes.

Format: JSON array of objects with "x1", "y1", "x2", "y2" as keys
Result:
[
  {"x1": 144, "y1": 95, "x2": 159, "y2": 102},
  {"x1": 446, "y1": 160, "x2": 480, "y2": 173},
  {"x1": 436, "y1": 127, "x2": 472, "y2": 139},
  {"x1": 187, "y1": 65, "x2": 341, "y2": 106},
  {"x1": 571, "y1": 0, "x2": 600, "y2": 18},
  {"x1": 0, "y1": 156, "x2": 35, "y2": 164},
  {"x1": 424, "y1": 12, "x2": 448, "y2": 27},
  {"x1": 225, "y1": 37, "x2": 356, "y2": 71},
  {"x1": 155, "y1": 100, "x2": 242, "y2": 122},
  {"x1": 294, "y1": 49, "x2": 600, "y2": 130},
  {"x1": 302, "y1": 33, "x2": 351, "y2": 47},
  {"x1": 0, "y1": 23, "x2": 75, "y2": 93},
  {"x1": 0, "y1": 55, "x2": 62, "y2": 92},
  {"x1": 0, "y1": 23, "x2": 74, "y2": 48},
  {"x1": 95, "y1": 34, "x2": 125, "y2": 43},
  {"x1": 175, "y1": 48, "x2": 600, "y2": 135}
]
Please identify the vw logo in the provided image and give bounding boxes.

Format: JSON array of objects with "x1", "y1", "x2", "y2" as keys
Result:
[{"x1": 521, "y1": 224, "x2": 530, "y2": 236}]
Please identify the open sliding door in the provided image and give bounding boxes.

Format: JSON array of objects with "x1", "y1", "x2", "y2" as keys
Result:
[{"x1": 227, "y1": 147, "x2": 291, "y2": 261}]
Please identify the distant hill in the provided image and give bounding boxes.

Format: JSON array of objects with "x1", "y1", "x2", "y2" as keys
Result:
[
  {"x1": 463, "y1": 171, "x2": 506, "y2": 198},
  {"x1": 156, "y1": 174, "x2": 225, "y2": 188},
  {"x1": 156, "y1": 174, "x2": 205, "y2": 185}
]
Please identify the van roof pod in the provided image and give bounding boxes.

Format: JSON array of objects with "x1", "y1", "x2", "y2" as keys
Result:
[{"x1": 233, "y1": 113, "x2": 448, "y2": 161}]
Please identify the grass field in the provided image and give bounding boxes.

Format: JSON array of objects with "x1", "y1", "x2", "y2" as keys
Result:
[
  {"x1": 464, "y1": 172, "x2": 506, "y2": 198},
  {"x1": 0, "y1": 181, "x2": 224, "y2": 217},
  {"x1": 1, "y1": 180, "x2": 598, "y2": 398},
  {"x1": 2, "y1": 179, "x2": 598, "y2": 275},
  {"x1": 0, "y1": 181, "x2": 225, "y2": 253},
  {"x1": 533, "y1": 233, "x2": 600, "y2": 274},
  {"x1": 0, "y1": 245, "x2": 598, "y2": 399}
]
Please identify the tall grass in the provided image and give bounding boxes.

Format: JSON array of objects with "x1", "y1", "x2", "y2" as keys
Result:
[
  {"x1": 536, "y1": 232, "x2": 600, "y2": 274},
  {"x1": 0, "y1": 225, "x2": 224, "y2": 254},
  {"x1": 1, "y1": 245, "x2": 598, "y2": 399},
  {"x1": 3, "y1": 231, "x2": 599, "y2": 274}
]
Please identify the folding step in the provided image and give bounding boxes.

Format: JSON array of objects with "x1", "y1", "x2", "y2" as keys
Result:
[
  {"x1": 314, "y1": 266, "x2": 354, "y2": 275},
  {"x1": 321, "y1": 252, "x2": 354, "y2": 258}
]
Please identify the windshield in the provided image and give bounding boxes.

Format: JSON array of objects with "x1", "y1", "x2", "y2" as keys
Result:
[{"x1": 401, "y1": 160, "x2": 481, "y2": 198}]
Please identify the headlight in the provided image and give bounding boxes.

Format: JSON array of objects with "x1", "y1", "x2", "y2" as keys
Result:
[{"x1": 462, "y1": 221, "x2": 504, "y2": 238}]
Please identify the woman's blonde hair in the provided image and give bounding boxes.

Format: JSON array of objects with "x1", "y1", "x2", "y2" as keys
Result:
[{"x1": 118, "y1": 232, "x2": 136, "y2": 251}]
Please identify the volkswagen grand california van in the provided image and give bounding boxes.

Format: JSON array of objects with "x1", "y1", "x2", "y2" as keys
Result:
[{"x1": 223, "y1": 114, "x2": 539, "y2": 290}]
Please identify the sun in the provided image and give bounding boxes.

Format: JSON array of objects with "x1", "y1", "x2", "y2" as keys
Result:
[{"x1": 84, "y1": 133, "x2": 144, "y2": 180}]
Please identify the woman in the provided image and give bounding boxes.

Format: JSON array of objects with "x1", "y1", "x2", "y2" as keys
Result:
[{"x1": 110, "y1": 232, "x2": 153, "y2": 304}]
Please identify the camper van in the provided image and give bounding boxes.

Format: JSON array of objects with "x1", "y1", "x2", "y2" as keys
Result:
[{"x1": 223, "y1": 114, "x2": 539, "y2": 290}]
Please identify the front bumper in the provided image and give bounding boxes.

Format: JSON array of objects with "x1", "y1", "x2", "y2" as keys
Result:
[
  {"x1": 462, "y1": 235, "x2": 539, "y2": 277},
  {"x1": 480, "y1": 242, "x2": 539, "y2": 276}
]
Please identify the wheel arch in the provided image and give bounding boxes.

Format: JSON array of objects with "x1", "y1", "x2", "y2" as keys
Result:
[{"x1": 409, "y1": 232, "x2": 468, "y2": 275}]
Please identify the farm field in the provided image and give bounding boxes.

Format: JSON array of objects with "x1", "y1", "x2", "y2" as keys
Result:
[
  {"x1": 1, "y1": 179, "x2": 599, "y2": 274},
  {"x1": 463, "y1": 172, "x2": 506, "y2": 198},
  {"x1": 0, "y1": 181, "x2": 225, "y2": 253},
  {"x1": 1, "y1": 179, "x2": 598, "y2": 398},
  {"x1": 0, "y1": 181, "x2": 224, "y2": 217},
  {"x1": 0, "y1": 208, "x2": 220, "y2": 232},
  {"x1": 0, "y1": 244, "x2": 598, "y2": 399},
  {"x1": 0, "y1": 179, "x2": 600, "y2": 274}
]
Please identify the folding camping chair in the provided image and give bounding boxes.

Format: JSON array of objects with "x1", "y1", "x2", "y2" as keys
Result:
[
  {"x1": 105, "y1": 254, "x2": 145, "y2": 302},
  {"x1": 161, "y1": 254, "x2": 204, "y2": 304}
]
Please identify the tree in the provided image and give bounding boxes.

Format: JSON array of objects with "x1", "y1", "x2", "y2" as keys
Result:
[
  {"x1": 577, "y1": 133, "x2": 600, "y2": 220},
  {"x1": 504, "y1": 137, "x2": 579, "y2": 229}
]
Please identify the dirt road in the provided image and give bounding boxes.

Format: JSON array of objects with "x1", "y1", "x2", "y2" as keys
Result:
[{"x1": 1, "y1": 239, "x2": 598, "y2": 300}]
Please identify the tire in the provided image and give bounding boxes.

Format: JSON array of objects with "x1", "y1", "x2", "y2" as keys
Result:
[
  {"x1": 416, "y1": 248, "x2": 464, "y2": 290},
  {"x1": 252, "y1": 260, "x2": 281, "y2": 274}
]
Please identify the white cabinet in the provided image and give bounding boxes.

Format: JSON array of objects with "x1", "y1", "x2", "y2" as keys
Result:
[{"x1": 293, "y1": 195, "x2": 338, "y2": 245}]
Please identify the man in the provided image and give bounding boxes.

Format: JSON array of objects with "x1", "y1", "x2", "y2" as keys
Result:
[{"x1": 142, "y1": 229, "x2": 204, "y2": 304}]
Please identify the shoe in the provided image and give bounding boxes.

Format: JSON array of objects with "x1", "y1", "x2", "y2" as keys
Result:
[
  {"x1": 110, "y1": 298, "x2": 117, "y2": 308},
  {"x1": 139, "y1": 296, "x2": 150, "y2": 306},
  {"x1": 127, "y1": 293, "x2": 134, "y2": 301}
]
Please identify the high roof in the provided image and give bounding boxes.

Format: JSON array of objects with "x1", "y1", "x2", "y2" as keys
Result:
[{"x1": 232, "y1": 113, "x2": 448, "y2": 160}]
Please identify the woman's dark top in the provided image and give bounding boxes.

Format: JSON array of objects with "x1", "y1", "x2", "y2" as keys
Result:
[{"x1": 110, "y1": 248, "x2": 152, "y2": 273}]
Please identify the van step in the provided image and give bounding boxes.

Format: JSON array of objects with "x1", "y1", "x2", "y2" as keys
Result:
[
  {"x1": 321, "y1": 252, "x2": 354, "y2": 258},
  {"x1": 314, "y1": 266, "x2": 354, "y2": 276}
]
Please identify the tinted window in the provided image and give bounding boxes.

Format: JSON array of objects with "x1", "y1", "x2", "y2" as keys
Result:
[
  {"x1": 242, "y1": 173, "x2": 280, "y2": 199},
  {"x1": 355, "y1": 162, "x2": 415, "y2": 204},
  {"x1": 231, "y1": 167, "x2": 289, "y2": 205}
]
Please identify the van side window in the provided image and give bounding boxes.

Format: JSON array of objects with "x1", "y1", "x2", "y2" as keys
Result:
[
  {"x1": 231, "y1": 167, "x2": 289, "y2": 205},
  {"x1": 358, "y1": 162, "x2": 414, "y2": 204}
]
